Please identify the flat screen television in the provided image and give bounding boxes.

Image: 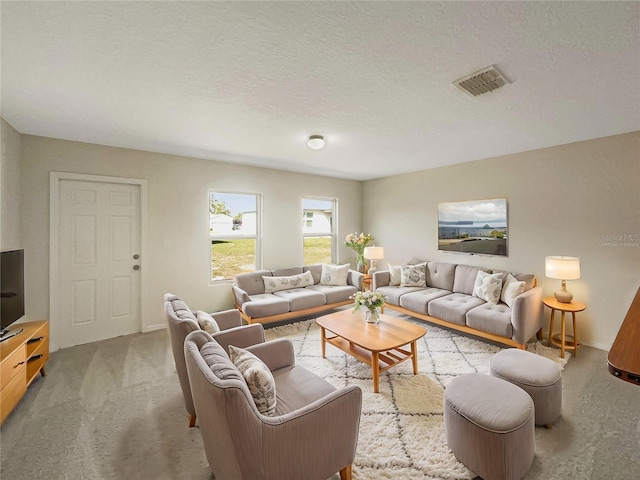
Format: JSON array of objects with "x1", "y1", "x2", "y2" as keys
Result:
[
  {"x1": 1, "y1": 249, "x2": 25, "y2": 339},
  {"x1": 438, "y1": 199, "x2": 508, "y2": 256}
]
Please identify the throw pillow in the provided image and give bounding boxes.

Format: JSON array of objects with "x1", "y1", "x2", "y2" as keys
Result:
[
  {"x1": 320, "y1": 263, "x2": 349, "y2": 286},
  {"x1": 228, "y1": 345, "x2": 277, "y2": 416},
  {"x1": 196, "y1": 311, "x2": 221, "y2": 334},
  {"x1": 400, "y1": 264, "x2": 426, "y2": 287},
  {"x1": 263, "y1": 270, "x2": 314, "y2": 293},
  {"x1": 388, "y1": 264, "x2": 402, "y2": 286},
  {"x1": 501, "y1": 273, "x2": 526, "y2": 308},
  {"x1": 472, "y1": 271, "x2": 504, "y2": 304}
]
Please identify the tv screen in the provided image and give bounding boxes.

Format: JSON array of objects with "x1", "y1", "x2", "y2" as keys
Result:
[
  {"x1": 438, "y1": 199, "x2": 508, "y2": 256},
  {"x1": 1, "y1": 249, "x2": 25, "y2": 333}
]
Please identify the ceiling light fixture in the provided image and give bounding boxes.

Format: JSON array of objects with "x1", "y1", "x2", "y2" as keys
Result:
[{"x1": 307, "y1": 135, "x2": 325, "y2": 150}]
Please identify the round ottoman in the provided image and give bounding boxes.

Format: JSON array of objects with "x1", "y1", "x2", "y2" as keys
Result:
[
  {"x1": 444, "y1": 373, "x2": 535, "y2": 480},
  {"x1": 490, "y1": 348, "x2": 562, "y2": 428}
]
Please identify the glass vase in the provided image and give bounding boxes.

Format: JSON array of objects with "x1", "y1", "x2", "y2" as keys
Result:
[
  {"x1": 366, "y1": 307, "x2": 380, "y2": 324},
  {"x1": 356, "y1": 254, "x2": 367, "y2": 273}
]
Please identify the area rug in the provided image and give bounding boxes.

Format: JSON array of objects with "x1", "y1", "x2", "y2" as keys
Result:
[{"x1": 264, "y1": 311, "x2": 569, "y2": 480}]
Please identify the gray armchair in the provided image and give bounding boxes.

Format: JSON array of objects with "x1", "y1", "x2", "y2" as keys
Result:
[
  {"x1": 164, "y1": 293, "x2": 265, "y2": 427},
  {"x1": 184, "y1": 329, "x2": 362, "y2": 480}
]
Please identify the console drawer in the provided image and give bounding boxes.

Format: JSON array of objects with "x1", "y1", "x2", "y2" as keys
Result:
[
  {"x1": 1, "y1": 361, "x2": 27, "y2": 423},
  {"x1": 1, "y1": 344, "x2": 26, "y2": 389}
]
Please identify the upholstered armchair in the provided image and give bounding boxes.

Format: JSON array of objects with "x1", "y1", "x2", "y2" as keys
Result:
[
  {"x1": 184, "y1": 329, "x2": 362, "y2": 480},
  {"x1": 164, "y1": 293, "x2": 265, "y2": 427}
]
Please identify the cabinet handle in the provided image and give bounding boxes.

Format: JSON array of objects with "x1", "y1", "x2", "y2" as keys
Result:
[{"x1": 16, "y1": 361, "x2": 25, "y2": 367}]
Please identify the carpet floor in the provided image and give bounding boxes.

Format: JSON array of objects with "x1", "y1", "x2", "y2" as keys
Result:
[{"x1": 1, "y1": 309, "x2": 637, "y2": 480}]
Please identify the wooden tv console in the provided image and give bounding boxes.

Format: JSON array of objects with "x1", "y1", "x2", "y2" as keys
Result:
[{"x1": 0, "y1": 320, "x2": 49, "y2": 424}]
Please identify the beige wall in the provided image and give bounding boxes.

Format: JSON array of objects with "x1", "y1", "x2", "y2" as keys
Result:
[
  {"x1": 363, "y1": 131, "x2": 640, "y2": 350},
  {"x1": 1, "y1": 118, "x2": 22, "y2": 250},
  {"x1": 18, "y1": 135, "x2": 361, "y2": 350}
]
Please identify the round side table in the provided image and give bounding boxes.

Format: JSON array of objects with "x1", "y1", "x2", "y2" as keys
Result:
[{"x1": 543, "y1": 297, "x2": 587, "y2": 359}]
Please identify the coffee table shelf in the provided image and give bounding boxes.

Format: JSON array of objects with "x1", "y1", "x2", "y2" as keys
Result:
[{"x1": 317, "y1": 310, "x2": 427, "y2": 392}]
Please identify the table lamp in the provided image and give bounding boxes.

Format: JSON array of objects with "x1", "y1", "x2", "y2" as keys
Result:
[
  {"x1": 545, "y1": 256, "x2": 580, "y2": 303},
  {"x1": 364, "y1": 247, "x2": 384, "y2": 274}
]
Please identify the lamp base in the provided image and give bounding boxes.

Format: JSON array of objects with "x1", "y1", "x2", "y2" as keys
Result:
[{"x1": 554, "y1": 281, "x2": 573, "y2": 303}]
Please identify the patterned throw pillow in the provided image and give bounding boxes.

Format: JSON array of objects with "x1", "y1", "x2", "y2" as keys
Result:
[
  {"x1": 472, "y1": 271, "x2": 504, "y2": 304},
  {"x1": 228, "y1": 345, "x2": 277, "y2": 416},
  {"x1": 196, "y1": 311, "x2": 221, "y2": 334},
  {"x1": 320, "y1": 263, "x2": 349, "y2": 286},
  {"x1": 400, "y1": 264, "x2": 426, "y2": 287},
  {"x1": 263, "y1": 270, "x2": 314, "y2": 293},
  {"x1": 500, "y1": 273, "x2": 526, "y2": 307},
  {"x1": 388, "y1": 264, "x2": 402, "y2": 286}
]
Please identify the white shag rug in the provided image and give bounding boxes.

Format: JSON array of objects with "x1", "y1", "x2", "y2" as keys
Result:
[{"x1": 264, "y1": 311, "x2": 569, "y2": 480}]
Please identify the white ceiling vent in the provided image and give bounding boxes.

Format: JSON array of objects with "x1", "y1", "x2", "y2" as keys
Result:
[{"x1": 452, "y1": 65, "x2": 510, "y2": 97}]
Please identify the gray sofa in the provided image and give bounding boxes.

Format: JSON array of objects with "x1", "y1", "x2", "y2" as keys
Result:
[
  {"x1": 372, "y1": 261, "x2": 543, "y2": 349},
  {"x1": 232, "y1": 264, "x2": 364, "y2": 325}
]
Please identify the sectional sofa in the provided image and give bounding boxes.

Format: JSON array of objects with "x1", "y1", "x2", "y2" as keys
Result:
[
  {"x1": 232, "y1": 264, "x2": 364, "y2": 325},
  {"x1": 372, "y1": 261, "x2": 543, "y2": 349}
]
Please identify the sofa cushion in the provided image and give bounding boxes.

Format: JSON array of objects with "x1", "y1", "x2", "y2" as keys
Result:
[
  {"x1": 242, "y1": 294, "x2": 290, "y2": 318},
  {"x1": 200, "y1": 341, "x2": 244, "y2": 383},
  {"x1": 229, "y1": 345, "x2": 277, "y2": 416},
  {"x1": 166, "y1": 295, "x2": 197, "y2": 322},
  {"x1": 472, "y1": 271, "x2": 504, "y2": 304},
  {"x1": 501, "y1": 274, "x2": 526, "y2": 308},
  {"x1": 426, "y1": 262, "x2": 456, "y2": 291},
  {"x1": 271, "y1": 266, "x2": 303, "y2": 277},
  {"x1": 234, "y1": 270, "x2": 272, "y2": 295},
  {"x1": 466, "y1": 303, "x2": 513, "y2": 338},
  {"x1": 376, "y1": 285, "x2": 426, "y2": 306},
  {"x1": 197, "y1": 311, "x2": 221, "y2": 334},
  {"x1": 400, "y1": 263, "x2": 427, "y2": 287},
  {"x1": 388, "y1": 264, "x2": 402, "y2": 286},
  {"x1": 306, "y1": 284, "x2": 358, "y2": 304},
  {"x1": 493, "y1": 270, "x2": 536, "y2": 292},
  {"x1": 303, "y1": 264, "x2": 323, "y2": 284},
  {"x1": 399, "y1": 288, "x2": 451, "y2": 315},
  {"x1": 453, "y1": 265, "x2": 489, "y2": 295},
  {"x1": 263, "y1": 271, "x2": 314, "y2": 293},
  {"x1": 272, "y1": 365, "x2": 337, "y2": 416},
  {"x1": 320, "y1": 263, "x2": 349, "y2": 286},
  {"x1": 428, "y1": 293, "x2": 485, "y2": 325},
  {"x1": 273, "y1": 288, "x2": 326, "y2": 311}
]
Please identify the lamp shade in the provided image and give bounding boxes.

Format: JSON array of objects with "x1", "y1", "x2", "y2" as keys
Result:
[
  {"x1": 545, "y1": 256, "x2": 580, "y2": 280},
  {"x1": 364, "y1": 247, "x2": 384, "y2": 260}
]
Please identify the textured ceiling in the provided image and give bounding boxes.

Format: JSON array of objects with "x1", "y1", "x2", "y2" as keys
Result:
[{"x1": 2, "y1": 1, "x2": 639, "y2": 180}]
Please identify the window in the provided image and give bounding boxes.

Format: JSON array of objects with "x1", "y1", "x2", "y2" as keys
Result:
[
  {"x1": 210, "y1": 191, "x2": 261, "y2": 281},
  {"x1": 302, "y1": 197, "x2": 336, "y2": 265}
]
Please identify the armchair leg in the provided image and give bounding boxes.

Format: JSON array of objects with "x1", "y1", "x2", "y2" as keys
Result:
[
  {"x1": 189, "y1": 415, "x2": 197, "y2": 428},
  {"x1": 339, "y1": 465, "x2": 352, "y2": 480}
]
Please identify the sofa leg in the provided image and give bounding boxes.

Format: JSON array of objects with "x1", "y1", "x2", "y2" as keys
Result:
[
  {"x1": 339, "y1": 465, "x2": 352, "y2": 480},
  {"x1": 189, "y1": 414, "x2": 197, "y2": 428}
]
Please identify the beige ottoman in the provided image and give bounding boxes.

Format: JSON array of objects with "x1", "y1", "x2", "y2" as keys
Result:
[
  {"x1": 490, "y1": 348, "x2": 562, "y2": 428},
  {"x1": 444, "y1": 373, "x2": 535, "y2": 480}
]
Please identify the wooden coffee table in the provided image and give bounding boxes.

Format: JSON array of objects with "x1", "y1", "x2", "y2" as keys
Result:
[{"x1": 316, "y1": 310, "x2": 427, "y2": 393}]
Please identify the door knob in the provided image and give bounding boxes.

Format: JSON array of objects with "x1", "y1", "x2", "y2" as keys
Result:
[{"x1": 133, "y1": 265, "x2": 140, "y2": 271}]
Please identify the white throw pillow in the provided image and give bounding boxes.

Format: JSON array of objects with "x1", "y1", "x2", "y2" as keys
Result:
[
  {"x1": 228, "y1": 345, "x2": 277, "y2": 416},
  {"x1": 196, "y1": 311, "x2": 220, "y2": 334},
  {"x1": 320, "y1": 263, "x2": 349, "y2": 286},
  {"x1": 388, "y1": 264, "x2": 402, "y2": 286},
  {"x1": 263, "y1": 270, "x2": 314, "y2": 293},
  {"x1": 400, "y1": 264, "x2": 426, "y2": 287},
  {"x1": 501, "y1": 273, "x2": 526, "y2": 308},
  {"x1": 472, "y1": 271, "x2": 504, "y2": 304}
]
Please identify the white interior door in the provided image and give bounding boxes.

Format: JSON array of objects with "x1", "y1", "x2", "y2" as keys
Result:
[{"x1": 57, "y1": 179, "x2": 142, "y2": 347}]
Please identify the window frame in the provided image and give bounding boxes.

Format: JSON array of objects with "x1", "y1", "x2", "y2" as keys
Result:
[
  {"x1": 209, "y1": 190, "x2": 262, "y2": 282},
  {"x1": 302, "y1": 196, "x2": 337, "y2": 265}
]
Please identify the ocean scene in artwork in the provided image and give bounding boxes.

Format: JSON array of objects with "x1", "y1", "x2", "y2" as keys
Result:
[{"x1": 437, "y1": 199, "x2": 508, "y2": 256}]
